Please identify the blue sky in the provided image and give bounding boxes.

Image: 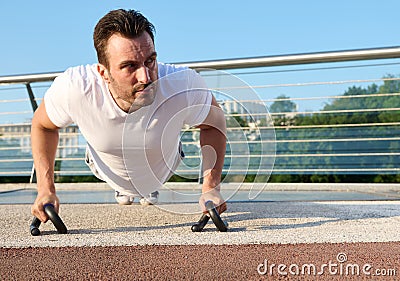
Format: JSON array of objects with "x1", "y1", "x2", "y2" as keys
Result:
[{"x1": 1, "y1": 0, "x2": 400, "y2": 76}]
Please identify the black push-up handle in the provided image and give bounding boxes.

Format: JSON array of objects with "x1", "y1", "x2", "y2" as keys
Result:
[
  {"x1": 191, "y1": 200, "x2": 228, "y2": 232},
  {"x1": 191, "y1": 214, "x2": 210, "y2": 232},
  {"x1": 30, "y1": 204, "x2": 67, "y2": 236}
]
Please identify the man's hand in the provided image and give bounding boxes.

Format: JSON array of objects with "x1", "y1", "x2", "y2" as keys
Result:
[
  {"x1": 199, "y1": 186, "x2": 227, "y2": 215},
  {"x1": 31, "y1": 192, "x2": 59, "y2": 223}
]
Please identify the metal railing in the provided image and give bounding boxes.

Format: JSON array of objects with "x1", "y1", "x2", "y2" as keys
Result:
[{"x1": 0, "y1": 46, "x2": 400, "y2": 180}]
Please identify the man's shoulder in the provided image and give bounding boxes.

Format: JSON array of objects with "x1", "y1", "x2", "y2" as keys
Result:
[
  {"x1": 50, "y1": 64, "x2": 104, "y2": 99},
  {"x1": 62, "y1": 64, "x2": 99, "y2": 80},
  {"x1": 54, "y1": 64, "x2": 102, "y2": 91}
]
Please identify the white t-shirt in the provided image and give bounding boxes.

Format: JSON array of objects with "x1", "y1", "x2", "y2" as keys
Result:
[{"x1": 44, "y1": 63, "x2": 212, "y2": 196}]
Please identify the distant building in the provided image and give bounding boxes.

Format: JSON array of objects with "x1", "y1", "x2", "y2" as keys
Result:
[
  {"x1": 218, "y1": 99, "x2": 268, "y2": 122},
  {"x1": 0, "y1": 123, "x2": 79, "y2": 157}
]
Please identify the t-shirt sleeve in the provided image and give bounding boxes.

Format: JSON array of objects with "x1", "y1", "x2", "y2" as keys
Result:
[
  {"x1": 43, "y1": 72, "x2": 74, "y2": 128},
  {"x1": 184, "y1": 71, "x2": 212, "y2": 127}
]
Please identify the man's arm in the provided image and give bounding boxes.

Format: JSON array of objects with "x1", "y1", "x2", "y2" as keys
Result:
[
  {"x1": 30, "y1": 101, "x2": 60, "y2": 222},
  {"x1": 197, "y1": 95, "x2": 227, "y2": 214}
]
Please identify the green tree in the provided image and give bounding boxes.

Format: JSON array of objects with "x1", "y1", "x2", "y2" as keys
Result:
[
  {"x1": 226, "y1": 112, "x2": 248, "y2": 128},
  {"x1": 277, "y1": 74, "x2": 400, "y2": 184},
  {"x1": 270, "y1": 94, "x2": 297, "y2": 113}
]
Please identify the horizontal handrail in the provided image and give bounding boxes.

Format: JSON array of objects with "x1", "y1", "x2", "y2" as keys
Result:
[
  {"x1": 0, "y1": 73, "x2": 62, "y2": 85},
  {"x1": 177, "y1": 46, "x2": 400, "y2": 69},
  {"x1": 1, "y1": 46, "x2": 400, "y2": 85}
]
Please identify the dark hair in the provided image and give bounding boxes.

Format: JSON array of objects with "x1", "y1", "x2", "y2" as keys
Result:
[{"x1": 93, "y1": 9, "x2": 155, "y2": 68}]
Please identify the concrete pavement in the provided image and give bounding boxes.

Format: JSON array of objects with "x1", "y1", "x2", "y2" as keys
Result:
[{"x1": 1, "y1": 183, "x2": 400, "y2": 248}]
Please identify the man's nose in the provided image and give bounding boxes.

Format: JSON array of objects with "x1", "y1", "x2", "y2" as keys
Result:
[{"x1": 136, "y1": 65, "x2": 151, "y2": 84}]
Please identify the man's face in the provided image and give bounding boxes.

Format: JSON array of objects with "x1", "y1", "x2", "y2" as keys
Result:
[{"x1": 98, "y1": 32, "x2": 158, "y2": 112}]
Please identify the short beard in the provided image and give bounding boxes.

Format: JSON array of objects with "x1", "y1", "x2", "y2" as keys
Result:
[
  {"x1": 108, "y1": 73, "x2": 156, "y2": 112},
  {"x1": 132, "y1": 82, "x2": 152, "y2": 94},
  {"x1": 129, "y1": 81, "x2": 157, "y2": 112}
]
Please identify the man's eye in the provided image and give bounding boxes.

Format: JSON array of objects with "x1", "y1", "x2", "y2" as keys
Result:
[
  {"x1": 122, "y1": 63, "x2": 136, "y2": 70},
  {"x1": 145, "y1": 58, "x2": 156, "y2": 66}
]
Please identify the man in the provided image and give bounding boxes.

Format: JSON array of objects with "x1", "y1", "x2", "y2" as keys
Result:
[{"x1": 31, "y1": 9, "x2": 227, "y2": 223}]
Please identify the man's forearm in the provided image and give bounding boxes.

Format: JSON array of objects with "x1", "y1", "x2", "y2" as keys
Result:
[
  {"x1": 31, "y1": 124, "x2": 59, "y2": 194},
  {"x1": 198, "y1": 96, "x2": 227, "y2": 191},
  {"x1": 199, "y1": 126, "x2": 226, "y2": 190},
  {"x1": 198, "y1": 125, "x2": 228, "y2": 214}
]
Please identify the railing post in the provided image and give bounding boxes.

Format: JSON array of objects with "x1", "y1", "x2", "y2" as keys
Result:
[
  {"x1": 26, "y1": 83, "x2": 37, "y2": 183},
  {"x1": 26, "y1": 83, "x2": 38, "y2": 111}
]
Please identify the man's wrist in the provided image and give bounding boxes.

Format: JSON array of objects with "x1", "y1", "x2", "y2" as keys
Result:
[
  {"x1": 202, "y1": 183, "x2": 221, "y2": 193},
  {"x1": 37, "y1": 184, "x2": 56, "y2": 196}
]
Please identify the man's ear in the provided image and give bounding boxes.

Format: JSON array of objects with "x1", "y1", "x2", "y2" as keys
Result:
[{"x1": 97, "y1": 63, "x2": 110, "y2": 83}]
